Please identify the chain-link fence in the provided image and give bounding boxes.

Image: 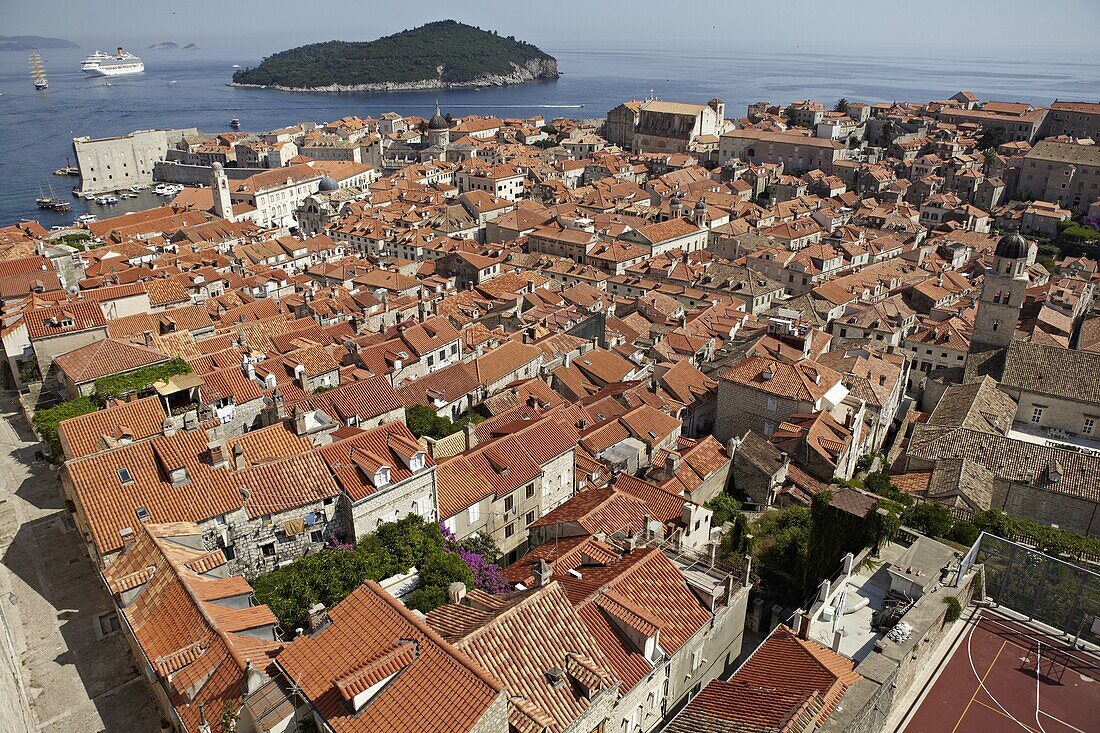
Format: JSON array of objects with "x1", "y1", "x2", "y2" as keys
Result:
[{"x1": 962, "y1": 531, "x2": 1100, "y2": 647}]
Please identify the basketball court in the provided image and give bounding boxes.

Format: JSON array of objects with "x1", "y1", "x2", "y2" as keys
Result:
[{"x1": 904, "y1": 609, "x2": 1100, "y2": 733}]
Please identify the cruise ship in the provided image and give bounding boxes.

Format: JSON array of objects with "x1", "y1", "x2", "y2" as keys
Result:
[{"x1": 81, "y1": 47, "x2": 145, "y2": 77}]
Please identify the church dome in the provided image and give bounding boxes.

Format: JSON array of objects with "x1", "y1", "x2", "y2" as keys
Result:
[
  {"x1": 428, "y1": 104, "x2": 449, "y2": 131},
  {"x1": 994, "y1": 232, "x2": 1029, "y2": 260},
  {"x1": 318, "y1": 176, "x2": 339, "y2": 192}
]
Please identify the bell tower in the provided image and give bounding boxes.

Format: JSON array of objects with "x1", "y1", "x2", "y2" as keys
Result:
[
  {"x1": 971, "y1": 233, "x2": 1030, "y2": 351},
  {"x1": 211, "y1": 162, "x2": 235, "y2": 223}
]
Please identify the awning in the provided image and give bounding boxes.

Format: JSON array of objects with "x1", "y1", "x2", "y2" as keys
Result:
[{"x1": 153, "y1": 372, "x2": 204, "y2": 396}]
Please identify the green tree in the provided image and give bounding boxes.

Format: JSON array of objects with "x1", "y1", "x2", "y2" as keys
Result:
[
  {"x1": 374, "y1": 515, "x2": 444, "y2": 572},
  {"x1": 460, "y1": 533, "x2": 502, "y2": 563},
  {"x1": 834, "y1": 98, "x2": 849, "y2": 113},
  {"x1": 863, "y1": 471, "x2": 914, "y2": 506},
  {"x1": 901, "y1": 502, "x2": 954, "y2": 538},
  {"x1": 977, "y1": 126, "x2": 1007, "y2": 151},
  {"x1": 947, "y1": 520, "x2": 979, "y2": 547},
  {"x1": 706, "y1": 493, "x2": 743, "y2": 527}
]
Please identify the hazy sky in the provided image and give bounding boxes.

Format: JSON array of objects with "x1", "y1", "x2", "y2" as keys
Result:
[{"x1": 4, "y1": 0, "x2": 1100, "y2": 55}]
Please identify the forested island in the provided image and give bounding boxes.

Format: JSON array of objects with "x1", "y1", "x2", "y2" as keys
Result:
[
  {"x1": 230, "y1": 20, "x2": 558, "y2": 92},
  {"x1": 0, "y1": 35, "x2": 77, "y2": 51}
]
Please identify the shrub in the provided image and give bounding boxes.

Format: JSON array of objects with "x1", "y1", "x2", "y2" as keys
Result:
[
  {"x1": 943, "y1": 596, "x2": 963, "y2": 624},
  {"x1": 405, "y1": 404, "x2": 483, "y2": 440},
  {"x1": 32, "y1": 397, "x2": 98, "y2": 456},
  {"x1": 92, "y1": 358, "x2": 192, "y2": 405}
]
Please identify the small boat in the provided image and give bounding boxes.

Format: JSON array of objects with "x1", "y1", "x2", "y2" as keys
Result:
[
  {"x1": 120, "y1": 192, "x2": 136, "y2": 199},
  {"x1": 76, "y1": 213, "x2": 97, "y2": 224},
  {"x1": 50, "y1": 201, "x2": 72, "y2": 212},
  {"x1": 30, "y1": 52, "x2": 48, "y2": 90},
  {"x1": 229, "y1": 118, "x2": 241, "y2": 129},
  {"x1": 232, "y1": 64, "x2": 241, "y2": 69},
  {"x1": 83, "y1": 193, "x2": 97, "y2": 200},
  {"x1": 103, "y1": 195, "x2": 118, "y2": 204},
  {"x1": 128, "y1": 186, "x2": 141, "y2": 193},
  {"x1": 152, "y1": 184, "x2": 168, "y2": 195},
  {"x1": 95, "y1": 196, "x2": 108, "y2": 204}
]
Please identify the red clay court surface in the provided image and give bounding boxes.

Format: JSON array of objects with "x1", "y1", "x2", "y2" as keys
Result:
[{"x1": 905, "y1": 609, "x2": 1100, "y2": 733}]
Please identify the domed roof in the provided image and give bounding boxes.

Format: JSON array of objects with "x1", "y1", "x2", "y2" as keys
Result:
[
  {"x1": 695, "y1": 199, "x2": 707, "y2": 209},
  {"x1": 428, "y1": 103, "x2": 449, "y2": 131},
  {"x1": 318, "y1": 176, "x2": 339, "y2": 192},
  {"x1": 994, "y1": 232, "x2": 1029, "y2": 260}
]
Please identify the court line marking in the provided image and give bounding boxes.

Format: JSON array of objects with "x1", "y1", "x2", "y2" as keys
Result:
[
  {"x1": 971, "y1": 699, "x2": 1041, "y2": 733},
  {"x1": 1038, "y1": 709, "x2": 1087, "y2": 733},
  {"x1": 965, "y1": 620, "x2": 1032, "y2": 732},
  {"x1": 980, "y1": 614, "x2": 1099, "y2": 670},
  {"x1": 981, "y1": 614, "x2": 1091, "y2": 733},
  {"x1": 953, "y1": 634, "x2": 1008, "y2": 733},
  {"x1": 1035, "y1": 641, "x2": 1047, "y2": 733}
]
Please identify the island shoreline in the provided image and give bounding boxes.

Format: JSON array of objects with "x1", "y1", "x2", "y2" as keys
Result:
[{"x1": 226, "y1": 75, "x2": 559, "y2": 94}]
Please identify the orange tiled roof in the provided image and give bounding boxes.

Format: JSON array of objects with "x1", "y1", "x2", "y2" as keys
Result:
[
  {"x1": 56, "y1": 396, "x2": 167, "y2": 459},
  {"x1": 275, "y1": 581, "x2": 503, "y2": 733},
  {"x1": 54, "y1": 338, "x2": 169, "y2": 384}
]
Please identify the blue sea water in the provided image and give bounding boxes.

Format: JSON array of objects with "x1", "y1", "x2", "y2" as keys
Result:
[{"x1": 1, "y1": 44, "x2": 1098, "y2": 227}]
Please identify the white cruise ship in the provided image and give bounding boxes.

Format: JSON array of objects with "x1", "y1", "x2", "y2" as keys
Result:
[{"x1": 81, "y1": 47, "x2": 145, "y2": 77}]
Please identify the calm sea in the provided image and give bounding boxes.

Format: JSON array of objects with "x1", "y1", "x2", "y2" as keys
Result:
[{"x1": 1, "y1": 44, "x2": 1098, "y2": 226}]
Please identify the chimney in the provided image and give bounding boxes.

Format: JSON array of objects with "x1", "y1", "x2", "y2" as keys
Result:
[
  {"x1": 119, "y1": 526, "x2": 136, "y2": 548},
  {"x1": 162, "y1": 417, "x2": 177, "y2": 438},
  {"x1": 665, "y1": 452, "x2": 681, "y2": 476},
  {"x1": 142, "y1": 330, "x2": 153, "y2": 347},
  {"x1": 463, "y1": 422, "x2": 477, "y2": 450},
  {"x1": 183, "y1": 411, "x2": 199, "y2": 432},
  {"x1": 232, "y1": 443, "x2": 246, "y2": 471},
  {"x1": 307, "y1": 603, "x2": 328, "y2": 633},
  {"x1": 641, "y1": 513, "x2": 653, "y2": 540},
  {"x1": 208, "y1": 440, "x2": 228, "y2": 468},
  {"x1": 243, "y1": 356, "x2": 256, "y2": 381},
  {"x1": 725, "y1": 436, "x2": 741, "y2": 457},
  {"x1": 532, "y1": 559, "x2": 552, "y2": 587},
  {"x1": 242, "y1": 658, "x2": 267, "y2": 696},
  {"x1": 448, "y1": 581, "x2": 467, "y2": 604},
  {"x1": 681, "y1": 502, "x2": 695, "y2": 532},
  {"x1": 197, "y1": 703, "x2": 212, "y2": 733},
  {"x1": 294, "y1": 405, "x2": 309, "y2": 436}
]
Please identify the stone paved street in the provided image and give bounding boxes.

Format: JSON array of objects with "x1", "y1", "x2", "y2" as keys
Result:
[{"x1": 0, "y1": 394, "x2": 160, "y2": 732}]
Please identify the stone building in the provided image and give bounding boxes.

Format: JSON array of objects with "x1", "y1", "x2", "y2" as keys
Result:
[
  {"x1": 1039, "y1": 101, "x2": 1100, "y2": 141},
  {"x1": 971, "y1": 233, "x2": 1031, "y2": 353},
  {"x1": 633, "y1": 99, "x2": 726, "y2": 154},
  {"x1": 73, "y1": 127, "x2": 197, "y2": 194},
  {"x1": 604, "y1": 99, "x2": 643, "y2": 149},
  {"x1": 719, "y1": 129, "x2": 847, "y2": 173},
  {"x1": 1015, "y1": 141, "x2": 1100, "y2": 211},
  {"x1": 318, "y1": 421, "x2": 438, "y2": 540},
  {"x1": 998, "y1": 340, "x2": 1100, "y2": 443},
  {"x1": 715, "y1": 355, "x2": 856, "y2": 443}
]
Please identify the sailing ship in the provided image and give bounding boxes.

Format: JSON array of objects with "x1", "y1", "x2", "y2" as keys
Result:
[
  {"x1": 36, "y1": 182, "x2": 70, "y2": 212},
  {"x1": 30, "y1": 52, "x2": 48, "y2": 90}
]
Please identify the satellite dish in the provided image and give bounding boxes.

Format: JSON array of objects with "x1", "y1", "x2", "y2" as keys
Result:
[{"x1": 67, "y1": 284, "x2": 80, "y2": 294}]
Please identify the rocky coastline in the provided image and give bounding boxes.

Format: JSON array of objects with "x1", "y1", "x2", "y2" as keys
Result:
[{"x1": 228, "y1": 58, "x2": 558, "y2": 93}]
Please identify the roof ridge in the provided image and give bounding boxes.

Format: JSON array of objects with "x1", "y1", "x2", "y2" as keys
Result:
[{"x1": 366, "y1": 580, "x2": 505, "y2": 693}]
